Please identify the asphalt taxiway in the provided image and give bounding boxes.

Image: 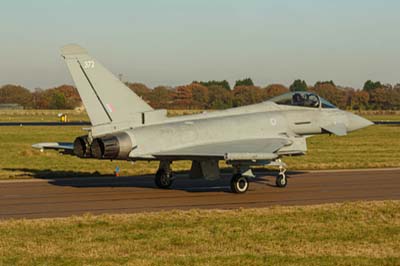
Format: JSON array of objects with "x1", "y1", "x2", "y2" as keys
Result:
[{"x1": 0, "y1": 168, "x2": 399, "y2": 219}]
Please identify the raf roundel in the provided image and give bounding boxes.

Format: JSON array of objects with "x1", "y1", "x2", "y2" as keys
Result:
[
  {"x1": 106, "y1": 103, "x2": 114, "y2": 113},
  {"x1": 270, "y1": 118, "x2": 277, "y2": 126}
]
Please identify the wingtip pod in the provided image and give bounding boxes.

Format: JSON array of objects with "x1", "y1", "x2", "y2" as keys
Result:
[{"x1": 61, "y1": 44, "x2": 88, "y2": 57}]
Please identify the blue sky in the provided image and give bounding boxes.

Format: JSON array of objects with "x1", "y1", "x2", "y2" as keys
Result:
[{"x1": 1, "y1": 0, "x2": 399, "y2": 89}]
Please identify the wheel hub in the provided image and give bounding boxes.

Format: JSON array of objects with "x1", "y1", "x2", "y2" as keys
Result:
[
  {"x1": 236, "y1": 177, "x2": 248, "y2": 192},
  {"x1": 238, "y1": 179, "x2": 246, "y2": 189},
  {"x1": 160, "y1": 175, "x2": 170, "y2": 186}
]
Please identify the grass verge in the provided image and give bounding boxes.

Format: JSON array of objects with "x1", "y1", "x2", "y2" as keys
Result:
[
  {"x1": 0, "y1": 201, "x2": 399, "y2": 265},
  {"x1": 1, "y1": 109, "x2": 400, "y2": 179},
  {"x1": 2, "y1": 109, "x2": 400, "y2": 122},
  {"x1": 0, "y1": 109, "x2": 204, "y2": 122}
]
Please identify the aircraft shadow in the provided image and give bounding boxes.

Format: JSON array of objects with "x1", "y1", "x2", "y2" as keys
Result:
[{"x1": 3, "y1": 168, "x2": 307, "y2": 193}]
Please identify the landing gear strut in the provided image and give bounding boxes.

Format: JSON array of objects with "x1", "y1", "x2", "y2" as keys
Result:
[
  {"x1": 275, "y1": 159, "x2": 288, "y2": 188},
  {"x1": 155, "y1": 161, "x2": 173, "y2": 189}
]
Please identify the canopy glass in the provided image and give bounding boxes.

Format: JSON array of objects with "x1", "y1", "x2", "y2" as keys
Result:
[{"x1": 268, "y1": 92, "x2": 336, "y2": 109}]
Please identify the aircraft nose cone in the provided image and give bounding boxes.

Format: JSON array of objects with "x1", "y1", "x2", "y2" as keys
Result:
[{"x1": 346, "y1": 113, "x2": 374, "y2": 132}]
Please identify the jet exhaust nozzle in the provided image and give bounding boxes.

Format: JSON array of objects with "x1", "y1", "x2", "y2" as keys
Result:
[
  {"x1": 90, "y1": 132, "x2": 133, "y2": 160},
  {"x1": 73, "y1": 135, "x2": 91, "y2": 158}
]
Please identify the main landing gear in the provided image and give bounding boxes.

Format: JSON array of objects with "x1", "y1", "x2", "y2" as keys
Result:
[
  {"x1": 230, "y1": 166, "x2": 254, "y2": 194},
  {"x1": 230, "y1": 174, "x2": 249, "y2": 194},
  {"x1": 155, "y1": 161, "x2": 174, "y2": 189}
]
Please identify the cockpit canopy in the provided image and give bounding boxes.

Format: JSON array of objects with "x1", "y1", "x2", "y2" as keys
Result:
[{"x1": 268, "y1": 92, "x2": 337, "y2": 109}]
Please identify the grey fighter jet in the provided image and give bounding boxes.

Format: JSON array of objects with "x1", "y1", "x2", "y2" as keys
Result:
[{"x1": 33, "y1": 44, "x2": 373, "y2": 193}]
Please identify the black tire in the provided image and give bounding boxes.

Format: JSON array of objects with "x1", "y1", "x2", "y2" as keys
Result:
[
  {"x1": 155, "y1": 169, "x2": 173, "y2": 189},
  {"x1": 230, "y1": 174, "x2": 249, "y2": 194},
  {"x1": 276, "y1": 174, "x2": 288, "y2": 188}
]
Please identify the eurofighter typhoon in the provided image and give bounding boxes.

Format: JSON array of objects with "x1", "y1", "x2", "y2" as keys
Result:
[{"x1": 33, "y1": 44, "x2": 373, "y2": 193}]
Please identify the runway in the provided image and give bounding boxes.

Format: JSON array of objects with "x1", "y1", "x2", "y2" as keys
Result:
[{"x1": 0, "y1": 168, "x2": 399, "y2": 219}]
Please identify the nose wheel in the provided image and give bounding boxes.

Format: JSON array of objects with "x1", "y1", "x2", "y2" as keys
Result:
[
  {"x1": 276, "y1": 173, "x2": 287, "y2": 187},
  {"x1": 275, "y1": 160, "x2": 288, "y2": 188}
]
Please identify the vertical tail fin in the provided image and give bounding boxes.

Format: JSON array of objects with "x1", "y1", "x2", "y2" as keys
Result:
[{"x1": 61, "y1": 44, "x2": 153, "y2": 126}]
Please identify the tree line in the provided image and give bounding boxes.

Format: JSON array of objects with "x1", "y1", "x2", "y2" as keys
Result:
[
  {"x1": 1, "y1": 78, "x2": 400, "y2": 110},
  {"x1": 0, "y1": 85, "x2": 81, "y2": 109}
]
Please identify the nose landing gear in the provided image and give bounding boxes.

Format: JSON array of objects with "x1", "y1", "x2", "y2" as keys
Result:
[
  {"x1": 275, "y1": 159, "x2": 288, "y2": 188},
  {"x1": 276, "y1": 173, "x2": 287, "y2": 187}
]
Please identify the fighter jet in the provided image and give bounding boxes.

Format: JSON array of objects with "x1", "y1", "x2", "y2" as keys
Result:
[{"x1": 33, "y1": 44, "x2": 373, "y2": 193}]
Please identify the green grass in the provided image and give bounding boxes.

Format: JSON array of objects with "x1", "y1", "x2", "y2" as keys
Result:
[
  {"x1": 362, "y1": 114, "x2": 400, "y2": 121},
  {"x1": 354, "y1": 110, "x2": 400, "y2": 121},
  {"x1": 0, "y1": 109, "x2": 399, "y2": 179},
  {"x1": 0, "y1": 124, "x2": 399, "y2": 179},
  {"x1": 0, "y1": 201, "x2": 399, "y2": 265},
  {"x1": 0, "y1": 109, "x2": 89, "y2": 122},
  {"x1": 284, "y1": 124, "x2": 400, "y2": 170},
  {"x1": 0, "y1": 109, "x2": 205, "y2": 122},
  {"x1": 1, "y1": 109, "x2": 400, "y2": 122},
  {"x1": 0, "y1": 126, "x2": 157, "y2": 179}
]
